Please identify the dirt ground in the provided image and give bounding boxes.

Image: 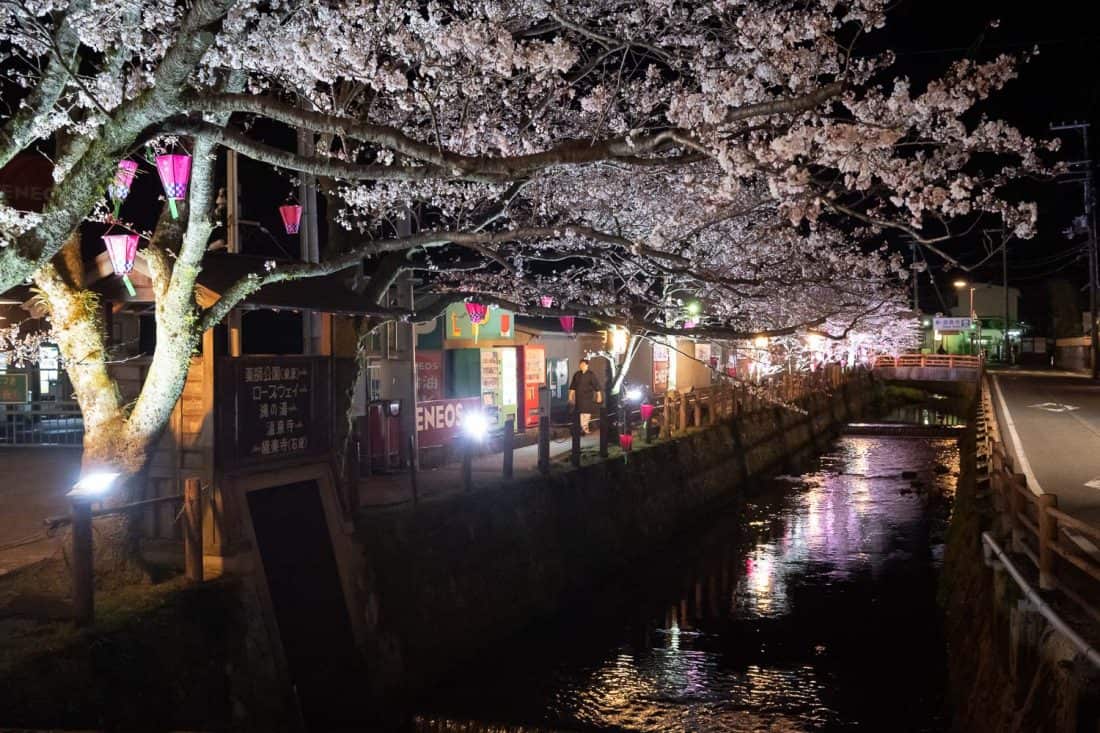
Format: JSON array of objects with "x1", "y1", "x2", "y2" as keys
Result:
[{"x1": 0, "y1": 448, "x2": 81, "y2": 575}]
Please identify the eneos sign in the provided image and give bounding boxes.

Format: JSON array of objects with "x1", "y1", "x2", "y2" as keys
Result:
[{"x1": 415, "y1": 397, "x2": 481, "y2": 448}]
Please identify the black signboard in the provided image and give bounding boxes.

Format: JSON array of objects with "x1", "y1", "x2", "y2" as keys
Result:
[{"x1": 217, "y1": 356, "x2": 332, "y2": 469}]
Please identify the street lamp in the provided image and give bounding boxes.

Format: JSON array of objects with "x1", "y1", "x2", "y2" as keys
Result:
[{"x1": 953, "y1": 280, "x2": 979, "y2": 356}]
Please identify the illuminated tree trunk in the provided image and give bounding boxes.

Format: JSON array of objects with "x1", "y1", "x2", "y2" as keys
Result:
[{"x1": 36, "y1": 249, "x2": 199, "y2": 576}]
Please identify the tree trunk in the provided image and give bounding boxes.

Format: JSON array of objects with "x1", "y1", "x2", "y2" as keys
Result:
[{"x1": 36, "y1": 259, "x2": 194, "y2": 580}]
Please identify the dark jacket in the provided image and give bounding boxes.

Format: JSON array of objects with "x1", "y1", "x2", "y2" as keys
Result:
[{"x1": 569, "y1": 369, "x2": 600, "y2": 413}]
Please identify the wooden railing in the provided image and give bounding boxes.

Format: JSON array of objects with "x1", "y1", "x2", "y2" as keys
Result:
[
  {"x1": 653, "y1": 366, "x2": 855, "y2": 438},
  {"x1": 873, "y1": 354, "x2": 982, "y2": 369},
  {"x1": 979, "y1": 378, "x2": 1100, "y2": 624}
]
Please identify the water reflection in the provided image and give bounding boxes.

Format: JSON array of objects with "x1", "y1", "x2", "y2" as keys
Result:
[
  {"x1": 882, "y1": 404, "x2": 966, "y2": 426},
  {"x1": 417, "y1": 437, "x2": 957, "y2": 732}
]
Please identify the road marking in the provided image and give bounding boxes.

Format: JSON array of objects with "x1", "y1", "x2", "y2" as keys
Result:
[
  {"x1": 1028, "y1": 402, "x2": 1081, "y2": 413},
  {"x1": 992, "y1": 375, "x2": 1043, "y2": 496}
]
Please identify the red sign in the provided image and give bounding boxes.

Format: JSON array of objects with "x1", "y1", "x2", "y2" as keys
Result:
[
  {"x1": 415, "y1": 397, "x2": 481, "y2": 448},
  {"x1": 416, "y1": 350, "x2": 444, "y2": 402},
  {"x1": 652, "y1": 343, "x2": 670, "y2": 394}
]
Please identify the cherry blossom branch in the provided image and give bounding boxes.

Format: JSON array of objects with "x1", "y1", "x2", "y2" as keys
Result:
[{"x1": 186, "y1": 84, "x2": 844, "y2": 177}]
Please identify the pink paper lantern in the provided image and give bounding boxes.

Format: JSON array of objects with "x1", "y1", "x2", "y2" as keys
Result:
[
  {"x1": 619, "y1": 433, "x2": 634, "y2": 452},
  {"x1": 559, "y1": 316, "x2": 575, "y2": 333},
  {"x1": 101, "y1": 233, "x2": 139, "y2": 296},
  {"x1": 279, "y1": 204, "x2": 303, "y2": 235},
  {"x1": 539, "y1": 295, "x2": 554, "y2": 308},
  {"x1": 465, "y1": 302, "x2": 489, "y2": 324},
  {"x1": 465, "y1": 302, "x2": 490, "y2": 342},
  {"x1": 155, "y1": 153, "x2": 192, "y2": 219},
  {"x1": 108, "y1": 160, "x2": 138, "y2": 217},
  {"x1": 639, "y1": 403, "x2": 654, "y2": 422}
]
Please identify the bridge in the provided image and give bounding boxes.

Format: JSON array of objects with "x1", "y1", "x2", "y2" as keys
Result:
[{"x1": 873, "y1": 354, "x2": 982, "y2": 383}]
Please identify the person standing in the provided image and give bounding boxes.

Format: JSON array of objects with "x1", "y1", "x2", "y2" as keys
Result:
[{"x1": 568, "y1": 358, "x2": 601, "y2": 434}]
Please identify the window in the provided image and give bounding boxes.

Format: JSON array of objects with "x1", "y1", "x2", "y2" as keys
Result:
[
  {"x1": 366, "y1": 361, "x2": 382, "y2": 401},
  {"x1": 38, "y1": 344, "x2": 59, "y2": 396}
]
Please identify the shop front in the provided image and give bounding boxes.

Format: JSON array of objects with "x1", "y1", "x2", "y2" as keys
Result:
[{"x1": 415, "y1": 304, "x2": 545, "y2": 434}]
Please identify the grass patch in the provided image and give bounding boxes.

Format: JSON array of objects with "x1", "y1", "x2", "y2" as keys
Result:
[
  {"x1": 0, "y1": 565, "x2": 247, "y2": 732},
  {"x1": 883, "y1": 384, "x2": 930, "y2": 403}
]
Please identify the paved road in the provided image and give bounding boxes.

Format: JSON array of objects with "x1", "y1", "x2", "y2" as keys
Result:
[
  {"x1": 0, "y1": 448, "x2": 81, "y2": 574},
  {"x1": 990, "y1": 368, "x2": 1100, "y2": 528}
]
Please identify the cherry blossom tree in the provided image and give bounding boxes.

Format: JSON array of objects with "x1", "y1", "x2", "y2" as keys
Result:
[{"x1": 0, "y1": 0, "x2": 1051, "y2": 487}]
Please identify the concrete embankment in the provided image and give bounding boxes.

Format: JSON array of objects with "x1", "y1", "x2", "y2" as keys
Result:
[
  {"x1": 942, "y1": 405, "x2": 1100, "y2": 732},
  {"x1": 353, "y1": 375, "x2": 879, "y2": 703}
]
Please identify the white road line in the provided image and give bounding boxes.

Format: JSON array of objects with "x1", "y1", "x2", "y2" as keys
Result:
[{"x1": 992, "y1": 374, "x2": 1043, "y2": 497}]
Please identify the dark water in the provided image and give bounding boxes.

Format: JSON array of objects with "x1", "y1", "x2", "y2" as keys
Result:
[{"x1": 414, "y1": 436, "x2": 959, "y2": 732}]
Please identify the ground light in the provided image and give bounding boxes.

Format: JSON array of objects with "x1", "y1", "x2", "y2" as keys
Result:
[
  {"x1": 68, "y1": 471, "x2": 121, "y2": 627},
  {"x1": 462, "y1": 410, "x2": 491, "y2": 442},
  {"x1": 69, "y1": 471, "x2": 121, "y2": 500},
  {"x1": 625, "y1": 387, "x2": 643, "y2": 402}
]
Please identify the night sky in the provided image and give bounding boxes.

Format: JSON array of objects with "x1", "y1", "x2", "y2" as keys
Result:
[{"x1": 883, "y1": 0, "x2": 1100, "y2": 328}]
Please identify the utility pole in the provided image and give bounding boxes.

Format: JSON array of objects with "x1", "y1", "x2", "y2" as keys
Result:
[
  {"x1": 297, "y1": 129, "x2": 321, "y2": 355},
  {"x1": 1003, "y1": 240, "x2": 1010, "y2": 363},
  {"x1": 1051, "y1": 121, "x2": 1099, "y2": 379},
  {"x1": 911, "y1": 241, "x2": 920, "y2": 311},
  {"x1": 226, "y1": 149, "x2": 242, "y2": 357}
]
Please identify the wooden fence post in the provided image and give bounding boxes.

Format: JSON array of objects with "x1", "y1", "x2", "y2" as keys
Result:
[
  {"x1": 503, "y1": 418, "x2": 515, "y2": 478},
  {"x1": 571, "y1": 410, "x2": 582, "y2": 468},
  {"x1": 1010, "y1": 473, "x2": 1028, "y2": 554},
  {"x1": 598, "y1": 405, "x2": 609, "y2": 458},
  {"x1": 462, "y1": 437, "x2": 473, "y2": 491},
  {"x1": 661, "y1": 392, "x2": 672, "y2": 439},
  {"x1": 184, "y1": 477, "x2": 203, "y2": 583},
  {"x1": 1037, "y1": 493, "x2": 1059, "y2": 591},
  {"x1": 693, "y1": 393, "x2": 703, "y2": 427},
  {"x1": 679, "y1": 392, "x2": 688, "y2": 434},
  {"x1": 537, "y1": 415, "x2": 550, "y2": 474},
  {"x1": 71, "y1": 498, "x2": 94, "y2": 626},
  {"x1": 408, "y1": 434, "x2": 419, "y2": 504}
]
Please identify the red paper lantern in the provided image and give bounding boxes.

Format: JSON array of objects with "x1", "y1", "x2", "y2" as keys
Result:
[
  {"x1": 279, "y1": 203, "x2": 303, "y2": 234},
  {"x1": 101, "y1": 233, "x2": 139, "y2": 297},
  {"x1": 619, "y1": 433, "x2": 634, "y2": 452},
  {"x1": 639, "y1": 403, "x2": 654, "y2": 422},
  {"x1": 559, "y1": 316, "x2": 575, "y2": 333}
]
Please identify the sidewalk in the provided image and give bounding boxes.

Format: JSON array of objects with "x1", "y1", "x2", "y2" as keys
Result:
[{"x1": 358, "y1": 431, "x2": 604, "y2": 509}]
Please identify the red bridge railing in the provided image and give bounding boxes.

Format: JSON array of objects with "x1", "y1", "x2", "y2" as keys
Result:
[{"x1": 873, "y1": 354, "x2": 981, "y2": 369}]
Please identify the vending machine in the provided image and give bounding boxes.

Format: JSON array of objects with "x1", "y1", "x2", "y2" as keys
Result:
[{"x1": 521, "y1": 344, "x2": 546, "y2": 429}]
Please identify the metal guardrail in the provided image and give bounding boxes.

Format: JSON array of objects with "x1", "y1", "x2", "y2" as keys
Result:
[
  {"x1": 979, "y1": 377, "x2": 1100, "y2": 625},
  {"x1": 873, "y1": 354, "x2": 982, "y2": 369},
  {"x1": 0, "y1": 401, "x2": 84, "y2": 446}
]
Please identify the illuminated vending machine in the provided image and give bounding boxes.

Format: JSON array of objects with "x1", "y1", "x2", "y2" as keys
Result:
[{"x1": 521, "y1": 344, "x2": 545, "y2": 429}]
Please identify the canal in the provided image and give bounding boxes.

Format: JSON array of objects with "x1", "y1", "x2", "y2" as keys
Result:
[{"x1": 412, "y1": 433, "x2": 960, "y2": 732}]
